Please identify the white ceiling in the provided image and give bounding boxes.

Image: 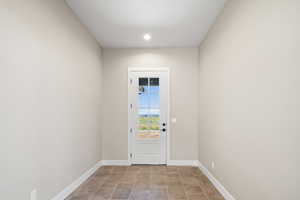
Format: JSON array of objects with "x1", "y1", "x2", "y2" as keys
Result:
[{"x1": 66, "y1": 0, "x2": 226, "y2": 48}]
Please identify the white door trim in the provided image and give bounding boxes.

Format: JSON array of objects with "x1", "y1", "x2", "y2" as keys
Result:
[{"x1": 128, "y1": 67, "x2": 170, "y2": 165}]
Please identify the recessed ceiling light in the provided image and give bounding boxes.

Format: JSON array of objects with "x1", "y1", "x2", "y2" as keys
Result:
[{"x1": 143, "y1": 33, "x2": 152, "y2": 41}]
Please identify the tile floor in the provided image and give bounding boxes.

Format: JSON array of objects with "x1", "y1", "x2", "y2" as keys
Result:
[{"x1": 67, "y1": 165, "x2": 224, "y2": 200}]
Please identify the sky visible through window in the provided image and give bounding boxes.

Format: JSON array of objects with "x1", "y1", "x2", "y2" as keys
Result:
[
  {"x1": 139, "y1": 85, "x2": 160, "y2": 116},
  {"x1": 138, "y1": 78, "x2": 160, "y2": 135}
]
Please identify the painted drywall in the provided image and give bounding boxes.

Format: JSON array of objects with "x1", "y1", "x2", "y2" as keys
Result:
[
  {"x1": 0, "y1": 1, "x2": 103, "y2": 199},
  {"x1": 198, "y1": 0, "x2": 300, "y2": 199},
  {"x1": 102, "y1": 48, "x2": 199, "y2": 160},
  {"x1": 66, "y1": 0, "x2": 227, "y2": 48}
]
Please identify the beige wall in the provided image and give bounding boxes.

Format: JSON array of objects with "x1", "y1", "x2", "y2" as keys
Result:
[
  {"x1": 0, "y1": 1, "x2": 102, "y2": 199},
  {"x1": 102, "y1": 48, "x2": 199, "y2": 160},
  {"x1": 198, "y1": 0, "x2": 300, "y2": 200}
]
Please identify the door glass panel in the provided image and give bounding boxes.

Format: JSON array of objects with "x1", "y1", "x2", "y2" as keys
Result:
[{"x1": 138, "y1": 77, "x2": 160, "y2": 139}]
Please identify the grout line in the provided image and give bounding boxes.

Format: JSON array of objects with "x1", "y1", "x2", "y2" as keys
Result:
[
  {"x1": 126, "y1": 167, "x2": 136, "y2": 200},
  {"x1": 179, "y1": 169, "x2": 189, "y2": 200},
  {"x1": 198, "y1": 168, "x2": 215, "y2": 200},
  {"x1": 108, "y1": 167, "x2": 117, "y2": 200}
]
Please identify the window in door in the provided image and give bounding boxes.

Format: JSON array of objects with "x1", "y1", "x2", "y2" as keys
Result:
[{"x1": 138, "y1": 77, "x2": 160, "y2": 139}]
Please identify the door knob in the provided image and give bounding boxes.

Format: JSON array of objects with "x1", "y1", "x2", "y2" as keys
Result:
[{"x1": 161, "y1": 128, "x2": 166, "y2": 132}]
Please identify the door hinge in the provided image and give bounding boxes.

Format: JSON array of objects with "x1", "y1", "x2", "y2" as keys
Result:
[
  {"x1": 130, "y1": 128, "x2": 133, "y2": 133},
  {"x1": 130, "y1": 104, "x2": 133, "y2": 109},
  {"x1": 130, "y1": 78, "x2": 133, "y2": 84},
  {"x1": 130, "y1": 153, "x2": 133, "y2": 158}
]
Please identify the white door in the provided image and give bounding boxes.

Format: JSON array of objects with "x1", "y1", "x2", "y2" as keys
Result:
[{"x1": 128, "y1": 69, "x2": 169, "y2": 165}]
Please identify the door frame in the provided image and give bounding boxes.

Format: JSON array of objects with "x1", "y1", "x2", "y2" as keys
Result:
[{"x1": 128, "y1": 67, "x2": 170, "y2": 165}]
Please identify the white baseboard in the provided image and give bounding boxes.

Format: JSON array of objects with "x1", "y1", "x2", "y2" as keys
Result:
[
  {"x1": 196, "y1": 161, "x2": 236, "y2": 200},
  {"x1": 102, "y1": 160, "x2": 198, "y2": 166},
  {"x1": 167, "y1": 160, "x2": 199, "y2": 166},
  {"x1": 102, "y1": 160, "x2": 131, "y2": 166},
  {"x1": 51, "y1": 161, "x2": 103, "y2": 200}
]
